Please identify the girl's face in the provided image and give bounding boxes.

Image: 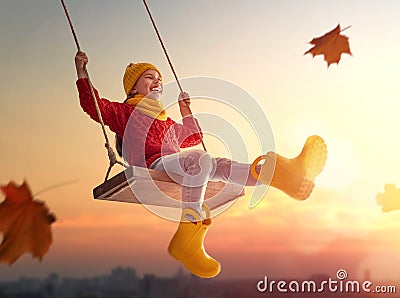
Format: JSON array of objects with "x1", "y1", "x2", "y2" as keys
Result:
[{"x1": 132, "y1": 69, "x2": 163, "y2": 100}]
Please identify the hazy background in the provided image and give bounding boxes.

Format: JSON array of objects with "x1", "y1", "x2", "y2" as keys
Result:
[{"x1": 1, "y1": 0, "x2": 400, "y2": 283}]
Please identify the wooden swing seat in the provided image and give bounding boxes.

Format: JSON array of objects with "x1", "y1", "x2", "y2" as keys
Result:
[{"x1": 93, "y1": 166, "x2": 245, "y2": 211}]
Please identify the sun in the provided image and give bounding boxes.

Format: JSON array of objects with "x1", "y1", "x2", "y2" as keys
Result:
[{"x1": 317, "y1": 137, "x2": 361, "y2": 190}]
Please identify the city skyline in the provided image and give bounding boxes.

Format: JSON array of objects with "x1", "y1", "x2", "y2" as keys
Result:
[{"x1": 1, "y1": 265, "x2": 397, "y2": 298}]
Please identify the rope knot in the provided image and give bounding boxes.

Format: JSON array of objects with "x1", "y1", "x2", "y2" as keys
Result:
[{"x1": 105, "y1": 143, "x2": 118, "y2": 166}]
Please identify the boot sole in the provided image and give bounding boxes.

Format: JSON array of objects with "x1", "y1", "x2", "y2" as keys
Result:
[
  {"x1": 295, "y1": 136, "x2": 327, "y2": 200},
  {"x1": 300, "y1": 135, "x2": 328, "y2": 181}
]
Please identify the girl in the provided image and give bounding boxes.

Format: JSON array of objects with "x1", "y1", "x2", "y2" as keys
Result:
[{"x1": 75, "y1": 51, "x2": 327, "y2": 278}]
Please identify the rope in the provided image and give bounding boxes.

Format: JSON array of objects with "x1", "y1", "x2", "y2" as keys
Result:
[
  {"x1": 61, "y1": 0, "x2": 127, "y2": 181},
  {"x1": 142, "y1": 0, "x2": 207, "y2": 152}
]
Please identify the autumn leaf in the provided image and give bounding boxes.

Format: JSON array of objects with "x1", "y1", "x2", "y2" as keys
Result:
[
  {"x1": 0, "y1": 180, "x2": 56, "y2": 265},
  {"x1": 304, "y1": 24, "x2": 352, "y2": 67},
  {"x1": 376, "y1": 184, "x2": 400, "y2": 213}
]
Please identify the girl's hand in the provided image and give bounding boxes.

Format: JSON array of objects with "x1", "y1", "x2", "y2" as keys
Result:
[
  {"x1": 75, "y1": 51, "x2": 88, "y2": 79},
  {"x1": 178, "y1": 91, "x2": 191, "y2": 107},
  {"x1": 178, "y1": 91, "x2": 192, "y2": 117}
]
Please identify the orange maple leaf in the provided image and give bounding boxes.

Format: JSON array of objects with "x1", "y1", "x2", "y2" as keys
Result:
[
  {"x1": 0, "y1": 180, "x2": 56, "y2": 265},
  {"x1": 304, "y1": 24, "x2": 352, "y2": 67}
]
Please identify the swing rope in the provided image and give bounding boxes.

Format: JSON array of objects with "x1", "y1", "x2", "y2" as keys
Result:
[
  {"x1": 61, "y1": 0, "x2": 207, "y2": 179},
  {"x1": 142, "y1": 0, "x2": 183, "y2": 93},
  {"x1": 142, "y1": 0, "x2": 207, "y2": 152},
  {"x1": 61, "y1": 0, "x2": 128, "y2": 182}
]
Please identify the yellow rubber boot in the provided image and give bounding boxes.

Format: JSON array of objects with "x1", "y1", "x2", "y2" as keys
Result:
[
  {"x1": 251, "y1": 135, "x2": 327, "y2": 200},
  {"x1": 168, "y1": 204, "x2": 220, "y2": 278}
]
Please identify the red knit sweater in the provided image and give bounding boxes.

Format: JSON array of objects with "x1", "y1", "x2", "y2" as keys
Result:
[{"x1": 76, "y1": 78, "x2": 203, "y2": 168}]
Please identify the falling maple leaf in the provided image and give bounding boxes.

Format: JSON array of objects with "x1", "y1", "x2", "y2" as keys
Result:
[
  {"x1": 304, "y1": 24, "x2": 352, "y2": 67},
  {"x1": 0, "y1": 180, "x2": 56, "y2": 265},
  {"x1": 376, "y1": 183, "x2": 400, "y2": 213}
]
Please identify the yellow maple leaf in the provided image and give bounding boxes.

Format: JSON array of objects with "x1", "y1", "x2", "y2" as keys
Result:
[{"x1": 376, "y1": 184, "x2": 400, "y2": 213}]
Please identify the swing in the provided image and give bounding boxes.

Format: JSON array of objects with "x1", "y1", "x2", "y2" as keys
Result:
[
  {"x1": 93, "y1": 166, "x2": 244, "y2": 210},
  {"x1": 61, "y1": 0, "x2": 245, "y2": 210}
]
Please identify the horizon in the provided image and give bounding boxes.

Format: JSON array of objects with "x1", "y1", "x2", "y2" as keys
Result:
[{"x1": 0, "y1": 264, "x2": 394, "y2": 284}]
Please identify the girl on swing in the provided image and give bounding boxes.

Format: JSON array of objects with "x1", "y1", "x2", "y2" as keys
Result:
[{"x1": 75, "y1": 51, "x2": 327, "y2": 278}]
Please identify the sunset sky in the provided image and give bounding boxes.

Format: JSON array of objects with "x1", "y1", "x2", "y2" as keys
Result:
[{"x1": 2, "y1": 0, "x2": 400, "y2": 284}]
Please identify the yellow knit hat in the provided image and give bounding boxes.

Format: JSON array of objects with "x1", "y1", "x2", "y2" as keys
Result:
[{"x1": 123, "y1": 62, "x2": 162, "y2": 96}]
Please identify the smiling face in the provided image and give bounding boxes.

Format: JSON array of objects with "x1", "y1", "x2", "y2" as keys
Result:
[{"x1": 131, "y1": 69, "x2": 163, "y2": 100}]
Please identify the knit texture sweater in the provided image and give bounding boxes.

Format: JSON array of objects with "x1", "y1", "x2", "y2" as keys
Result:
[{"x1": 76, "y1": 78, "x2": 203, "y2": 168}]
